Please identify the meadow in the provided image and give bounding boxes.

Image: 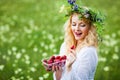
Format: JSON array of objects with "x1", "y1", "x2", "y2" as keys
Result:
[{"x1": 0, "y1": 0, "x2": 120, "y2": 80}]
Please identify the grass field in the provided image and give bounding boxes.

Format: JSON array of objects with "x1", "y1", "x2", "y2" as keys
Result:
[{"x1": 0, "y1": 0, "x2": 120, "y2": 80}]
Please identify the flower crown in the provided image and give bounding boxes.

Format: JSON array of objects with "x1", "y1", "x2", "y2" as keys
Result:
[{"x1": 64, "y1": 0, "x2": 105, "y2": 41}]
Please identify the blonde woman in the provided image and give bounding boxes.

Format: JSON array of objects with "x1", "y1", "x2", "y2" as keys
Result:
[{"x1": 52, "y1": 0, "x2": 104, "y2": 80}]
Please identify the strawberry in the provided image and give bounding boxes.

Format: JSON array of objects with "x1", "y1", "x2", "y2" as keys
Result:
[
  {"x1": 50, "y1": 56, "x2": 55, "y2": 61},
  {"x1": 61, "y1": 55, "x2": 67, "y2": 60},
  {"x1": 43, "y1": 59, "x2": 48, "y2": 63},
  {"x1": 54, "y1": 59, "x2": 61, "y2": 62},
  {"x1": 71, "y1": 45, "x2": 75, "y2": 49},
  {"x1": 47, "y1": 60, "x2": 53, "y2": 64},
  {"x1": 55, "y1": 56, "x2": 61, "y2": 59}
]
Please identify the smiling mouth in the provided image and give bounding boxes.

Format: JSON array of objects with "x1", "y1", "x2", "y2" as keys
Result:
[{"x1": 75, "y1": 32, "x2": 82, "y2": 36}]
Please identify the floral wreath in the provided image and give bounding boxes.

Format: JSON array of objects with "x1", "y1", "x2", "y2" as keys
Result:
[{"x1": 61, "y1": 0, "x2": 105, "y2": 41}]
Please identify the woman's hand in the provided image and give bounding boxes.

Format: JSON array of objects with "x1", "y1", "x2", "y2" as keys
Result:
[
  {"x1": 52, "y1": 65, "x2": 63, "y2": 80},
  {"x1": 66, "y1": 46, "x2": 76, "y2": 67},
  {"x1": 42, "y1": 62, "x2": 52, "y2": 71}
]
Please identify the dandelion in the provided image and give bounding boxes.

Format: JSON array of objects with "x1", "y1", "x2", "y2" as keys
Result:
[
  {"x1": 47, "y1": 34, "x2": 53, "y2": 40},
  {"x1": 42, "y1": 31, "x2": 46, "y2": 35},
  {"x1": 24, "y1": 27, "x2": 32, "y2": 34},
  {"x1": 29, "y1": 19, "x2": 34, "y2": 28},
  {"x1": 104, "y1": 50, "x2": 109, "y2": 54},
  {"x1": 21, "y1": 48, "x2": 26, "y2": 53},
  {"x1": 27, "y1": 75, "x2": 33, "y2": 80},
  {"x1": 24, "y1": 55, "x2": 30, "y2": 64},
  {"x1": 33, "y1": 47, "x2": 38, "y2": 52},
  {"x1": 20, "y1": 76, "x2": 24, "y2": 79},
  {"x1": 49, "y1": 44, "x2": 55, "y2": 49},
  {"x1": 12, "y1": 46, "x2": 17, "y2": 52},
  {"x1": 11, "y1": 76, "x2": 16, "y2": 80},
  {"x1": 53, "y1": 48, "x2": 57, "y2": 53},
  {"x1": 9, "y1": 36, "x2": 15, "y2": 43},
  {"x1": 15, "y1": 60, "x2": 18, "y2": 63},
  {"x1": 114, "y1": 46, "x2": 119, "y2": 53},
  {"x1": 59, "y1": 5, "x2": 65, "y2": 13},
  {"x1": 99, "y1": 57, "x2": 107, "y2": 62},
  {"x1": 12, "y1": 15, "x2": 18, "y2": 20},
  {"x1": 12, "y1": 63, "x2": 16, "y2": 67},
  {"x1": 34, "y1": 62, "x2": 39, "y2": 67},
  {"x1": 39, "y1": 77, "x2": 44, "y2": 80},
  {"x1": 40, "y1": 42, "x2": 45, "y2": 47},
  {"x1": 25, "y1": 60, "x2": 30, "y2": 65},
  {"x1": 15, "y1": 68, "x2": 22, "y2": 74},
  {"x1": 111, "y1": 33, "x2": 116, "y2": 38},
  {"x1": 43, "y1": 73, "x2": 49, "y2": 79},
  {"x1": 109, "y1": 39, "x2": 117, "y2": 47},
  {"x1": 24, "y1": 55, "x2": 30, "y2": 60},
  {"x1": 2, "y1": 55, "x2": 7, "y2": 60},
  {"x1": 8, "y1": 50, "x2": 12, "y2": 55},
  {"x1": 42, "y1": 52, "x2": 47, "y2": 57},
  {"x1": 0, "y1": 65, "x2": 4, "y2": 71},
  {"x1": 103, "y1": 66, "x2": 109, "y2": 72},
  {"x1": 112, "y1": 53, "x2": 119, "y2": 60},
  {"x1": 44, "y1": 45, "x2": 49, "y2": 50},
  {"x1": 30, "y1": 67, "x2": 36, "y2": 72},
  {"x1": 16, "y1": 52, "x2": 22, "y2": 59},
  {"x1": 104, "y1": 35, "x2": 110, "y2": 39},
  {"x1": 59, "y1": 36, "x2": 63, "y2": 40}
]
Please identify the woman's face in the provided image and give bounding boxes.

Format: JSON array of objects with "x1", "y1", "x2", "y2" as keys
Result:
[{"x1": 71, "y1": 14, "x2": 90, "y2": 41}]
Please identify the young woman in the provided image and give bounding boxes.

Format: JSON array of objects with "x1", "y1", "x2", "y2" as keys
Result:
[
  {"x1": 52, "y1": 0, "x2": 104, "y2": 80},
  {"x1": 52, "y1": 12, "x2": 98, "y2": 80}
]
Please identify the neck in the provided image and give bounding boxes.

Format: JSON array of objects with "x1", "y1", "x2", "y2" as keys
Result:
[{"x1": 77, "y1": 40, "x2": 83, "y2": 45}]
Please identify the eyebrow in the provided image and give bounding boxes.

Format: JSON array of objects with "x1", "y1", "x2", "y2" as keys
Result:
[{"x1": 72, "y1": 21, "x2": 85, "y2": 24}]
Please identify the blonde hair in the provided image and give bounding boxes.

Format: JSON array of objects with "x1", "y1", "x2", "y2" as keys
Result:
[{"x1": 63, "y1": 13, "x2": 98, "y2": 71}]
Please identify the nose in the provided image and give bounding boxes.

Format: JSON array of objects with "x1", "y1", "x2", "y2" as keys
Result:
[{"x1": 75, "y1": 25, "x2": 80, "y2": 31}]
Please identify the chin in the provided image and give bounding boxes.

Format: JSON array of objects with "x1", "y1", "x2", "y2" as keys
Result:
[{"x1": 75, "y1": 37, "x2": 83, "y2": 41}]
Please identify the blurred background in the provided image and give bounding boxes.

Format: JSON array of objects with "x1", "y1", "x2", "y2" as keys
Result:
[{"x1": 0, "y1": 0, "x2": 120, "y2": 80}]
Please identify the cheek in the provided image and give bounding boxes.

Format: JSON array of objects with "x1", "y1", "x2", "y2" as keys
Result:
[
  {"x1": 71, "y1": 26, "x2": 75, "y2": 32},
  {"x1": 82, "y1": 27, "x2": 89, "y2": 35}
]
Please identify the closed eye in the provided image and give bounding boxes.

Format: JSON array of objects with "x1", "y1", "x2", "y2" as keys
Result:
[
  {"x1": 72, "y1": 22, "x2": 76, "y2": 26},
  {"x1": 80, "y1": 24, "x2": 86, "y2": 27}
]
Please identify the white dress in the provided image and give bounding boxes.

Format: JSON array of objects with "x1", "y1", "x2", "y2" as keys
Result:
[{"x1": 53, "y1": 43, "x2": 98, "y2": 80}]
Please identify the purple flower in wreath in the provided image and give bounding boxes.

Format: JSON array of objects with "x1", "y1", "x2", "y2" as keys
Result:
[
  {"x1": 73, "y1": 4, "x2": 78, "y2": 11},
  {"x1": 68, "y1": 0, "x2": 76, "y2": 5}
]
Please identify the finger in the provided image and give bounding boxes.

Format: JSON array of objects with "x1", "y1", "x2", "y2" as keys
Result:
[
  {"x1": 70, "y1": 50, "x2": 76, "y2": 57},
  {"x1": 70, "y1": 49, "x2": 75, "y2": 53},
  {"x1": 52, "y1": 65, "x2": 56, "y2": 72},
  {"x1": 55, "y1": 66, "x2": 59, "y2": 71},
  {"x1": 59, "y1": 66, "x2": 63, "y2": 71}
]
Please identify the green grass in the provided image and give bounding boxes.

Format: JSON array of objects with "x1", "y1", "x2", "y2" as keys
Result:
[{"x1": 0, "y1": 0, "x2": 120, "y2": 80}]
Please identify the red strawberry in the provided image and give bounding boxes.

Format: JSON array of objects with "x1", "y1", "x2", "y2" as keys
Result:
[
  {"x1": 61, "y1": 55, "x2": 67, "y2": 60},
  {"x1": 48, "y1": 56, "x2": 55, "y2": 63},
  {"x1": 47, "y1": 60, "x2": 53, "y2": 64},
  {"x1": 43, "y1": 59, "x2": 48, "y2": 63},
  {"x1": 71, "y1": 45, "x2": 75, "y2": 49},
  {"x1": 54, "y1": 59, "x2": 61, "y2": 62},
  {"x1": 50, "y1": 56, "x2": 55, "y2": 60},
  {"x1": 55, "y1": 56, "x2": 61, "y2": 59}
]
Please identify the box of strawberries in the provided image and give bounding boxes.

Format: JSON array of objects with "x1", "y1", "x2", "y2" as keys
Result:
[{"x1": 42, "y1": 55, "x2": 67, "y2": 71}]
